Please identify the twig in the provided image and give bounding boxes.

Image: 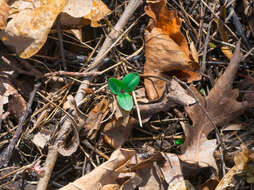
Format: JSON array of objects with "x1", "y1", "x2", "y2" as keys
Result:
[
  {"x1": 132, "y1": 91, "x2": 142, "y2": 127},
  {"x1": 0, "y1": 81, "x2": 41, "y2": 167},
  {"x1": 36, "y1": 145, "x2": 58, "y2": 190},
  {"x1": 82, "y1": 140, "x2": 109, "y2": 160},
  {"x1": 57, "y1": 16, "x2": 67, "y2": 70},
  {"x1": 198, "y1": 1, "x2": 205, "y2": 50},
  {"x1": 44, "y1": 71, "x2": 101, "y2": 78},
  {"x1": 201, "y1": 21, "x2": 212, "y2": 73},
  {"x1": 75, "y1": 0, "x2": 143, "y2": 105}
]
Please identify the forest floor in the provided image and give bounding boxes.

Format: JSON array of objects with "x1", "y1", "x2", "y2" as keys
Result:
[{"x1": 0, "y1": 0, "x2": 254, "y2": 189}]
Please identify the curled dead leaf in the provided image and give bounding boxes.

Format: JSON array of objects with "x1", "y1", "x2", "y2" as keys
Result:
[
  {"x1": 144, "y1": 0, "x2": 201, "y2": 100},
  {"x1": 2, "y1": 80, "x2": 26, "y2": 119}
]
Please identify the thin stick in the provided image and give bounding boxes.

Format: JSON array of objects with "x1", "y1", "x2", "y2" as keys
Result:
[
  {"x1": 57, "y1": 16, "x2": 67, "y2": 70},
  {"x1": 201, "y1": 21, "x2": 212, "y2": 73},
  {"x1": 36, "y1": 145, "x2": 58, "y2": 190},
  {"x1": 0, "y1": 81, "x2": 41, "y2": 167},
  {"x1": 132, "y1": 91, "x2": 142, "y2": 127},
  {"x1": 75, "y1": 0, "x2": 143, "y2": 105}
]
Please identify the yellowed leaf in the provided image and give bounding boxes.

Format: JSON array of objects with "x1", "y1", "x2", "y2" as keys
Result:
[
  {"x1": 0, "y1": 0, "x2": 9, "y2": 30},
  {"x1": 221, "y1": 46, "x2": 233, "y2": 60}
]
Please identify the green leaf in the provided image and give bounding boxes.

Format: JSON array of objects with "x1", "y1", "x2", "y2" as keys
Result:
[
  {"x1": 210, "y1": 42, "x2": 216, "y2": 48},
  {"x1": 117, "y1": 93, "x2": 133, "y2": 111},
  {"x1": 175, "y1": 138, "x2": 184, "y2": 145},
  {"x1": 108, "y1": 78, "x2": 123, "y2": 95},
  {"x1": 122, "y1": 72, "x2": 140, "y2": 93},
  {"x1": 199, "y1": 89, "x2": 205, "y2": 96}
]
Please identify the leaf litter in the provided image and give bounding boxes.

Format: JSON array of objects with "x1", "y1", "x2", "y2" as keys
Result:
[{"x1": 0, "y1": 0, "x2": 254, "y2": 190}]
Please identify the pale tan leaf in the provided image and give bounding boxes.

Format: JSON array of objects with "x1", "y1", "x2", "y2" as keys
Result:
[
  {"x1": 61, "y1": 0, "x2": 111, "y2": 27},
  {"x1": 63, "y1": 0, "x2": 92, "y2": 17},
  {"x1": 32, "y1": 130, "x2": 51, "y2": 149},
  {"x1": 0, "y1": 0, "x2": 67, "y2": 58},
  {"x1": 59, "y1": 148, "x2": 135, "y2": 190},
  {"x1": 0, "y1": 0, "x2": 9, "y2": 30}
]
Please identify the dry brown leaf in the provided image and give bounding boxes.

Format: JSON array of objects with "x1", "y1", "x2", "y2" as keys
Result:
[
  {"x1": 125, "y1": 152, "x2": 195, "y2": 190},
  {"x1": 32, "y1": 130, "x2": 51, "y2": 149},
  {"x1": 104, "y1": 117, "x2": 137, "y2": 149},
  {"x1": 119, "y1": 174, "x2": 143, "y2": 190},
  {"x1": 0, "y1": 0, "x2": 9, "y2": 30},
  {"x1": 144, "y1": 0, "x2": 201, "y2": 100},
  {"x1": 59, "y1": 148, "x2": 135, "y2": 190},
  {"x1": 0, "y1": 0, "x2": 67, "y2": 58},
  {"x1": 180, "y1": 42, "x2": 250, "y2": 169},
  {"x1": 85, "y1": 98, "x2": 108, "y2": 140},
  {"x1": 215, "y1": 145, "x2": 254, "y2": 189},
  {"x1": 161, "y1": 153, "x2": 195, "y2": 190},
  {"x1": 0, "y1": 0, "x2": 110, "y2": 58},
  {"x1": 2, "y1": 80, "x2": 26, "y2": 119},
  {"x1": 199, "y1": 179, "x2": 219, "y2": 190},
  {"x1": 61, "y1": 0, "x2": 111, "y2": 28},
  {"x1": 248, "y1": 15, "x2": 254, "y2": 39}
]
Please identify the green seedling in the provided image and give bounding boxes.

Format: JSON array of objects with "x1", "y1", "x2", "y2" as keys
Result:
[
  {"x1": 175, "y1": 138, "x2": 184, "y2": 145},
  {"x1": 199, "y1": 88, "x2": 206, "y2": 96},
  {"x1": 108, "y1": 72, "x2": 140, "y2": 111}
]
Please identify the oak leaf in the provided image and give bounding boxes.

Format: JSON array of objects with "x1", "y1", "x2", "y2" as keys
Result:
[
  {"x1": 179, "y1": 42, "x2": 250, "y2": 169},
  {"x1": 144, "y1": 0, "x2": 201, "y2": 100}
]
